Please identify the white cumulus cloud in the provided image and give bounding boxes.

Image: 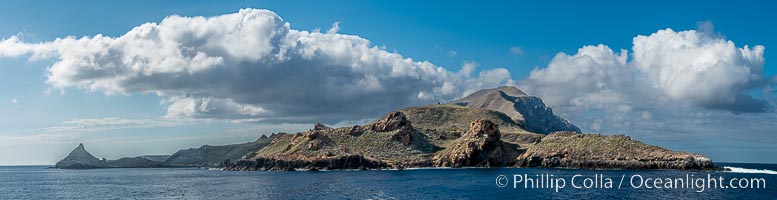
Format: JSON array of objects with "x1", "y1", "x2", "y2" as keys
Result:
[
  {"x1": 632, "y1": 28, "x2": 767, "y2": 112},
  {"x1": 519, "y1": 23, "x2": 775, "y2": 135},
  {"x1": 522, "y1": 28, "x2": 771, "y2": 113},
  {"x1": 0, "y1": 8, "x2": 514, "y2": 124},
  {"x1": 521, "y1": 44, "x2": 636, "y2": 110}
]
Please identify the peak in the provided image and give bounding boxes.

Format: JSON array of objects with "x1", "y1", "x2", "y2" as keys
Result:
[
  {"x1": 313, "y1": 122, "x2": 332, "y2": 131},
  {"x1": 73, "y1": 143, "x2": 87, "y2": 152},
  {"x1": 495, "y1": 86, "x2": 527, "y2": 97},
  {"x1": 56, "y1": 142, "x2": 106, "y2": 169},
  {"x1": 450, "y1": 86, "x2": 528, "y2": 105},
  {"x1": 71, "y1": 143, "x2": 90, "y2": 154},
  {"x1": 369, "y1": 111, "x2": 411, "y2": 132},
  {"x1": 449, "y1": 85, "x2": 581, "y2": 134}
]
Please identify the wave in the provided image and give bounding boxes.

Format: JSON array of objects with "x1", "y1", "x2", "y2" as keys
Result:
[{"x1": 724, "y1": 166, "x2": 777, "y2": 175}]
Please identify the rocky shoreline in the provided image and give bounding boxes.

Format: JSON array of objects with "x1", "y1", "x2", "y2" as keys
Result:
[
  {"x1": 515, "y1": 132, "x2": 715, "y2": 170},
  {"x1": 227, "y1": 154, "x2": 389, "y2": 171}
]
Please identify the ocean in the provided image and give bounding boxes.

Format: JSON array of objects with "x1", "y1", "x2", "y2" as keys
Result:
[{"x1": 1, "y1": 163, "x2": 775, "y2": 199}]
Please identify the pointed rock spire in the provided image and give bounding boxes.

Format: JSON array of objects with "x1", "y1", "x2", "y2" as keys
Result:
[{"x1": 55, "y1": 143, "x2": 107, "y2": 169}]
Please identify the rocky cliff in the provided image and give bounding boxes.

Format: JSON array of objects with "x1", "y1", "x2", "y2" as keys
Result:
[
  {"x1": 434, "y1": 119, "x2": 519, "y2": 167},
  {"x1": 55, "y1": 143, "x2": 108, "y2": 169},
  {"x1": 450, "y1": 86, "x2": 580, "y2": 134}
]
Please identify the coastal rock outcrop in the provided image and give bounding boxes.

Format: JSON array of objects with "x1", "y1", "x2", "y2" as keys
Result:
[
  {"x1": 369, "y1": 111, "x2": 415, "y2": 145},
  {"x1": 434, "y1": 119, "x2": 520, "y2": 167},
  {"x1": 516, "y1": 132, "x2": 716, "y2": 170},
  {"x1": 227, "y1": 111, "x2": 439, "y2": 171},
  {"x1": 368, "y1": 111, "x2": 411, "y2": 132},
  {"x1": 55, "y1": 143, "x2": 108, "y2": 169},
  {"x1": 345, "y1": 125, "x2": 364, "y2": 136},
  {"x1": 292, "y1": 130, "x2": 335, "y2": 151},
  {"x1": 227, "y1": 154, "x2": 388, "y2": 171},
  {"x1": 391, "y1": 126, "x2": 414, "y2": 145}
]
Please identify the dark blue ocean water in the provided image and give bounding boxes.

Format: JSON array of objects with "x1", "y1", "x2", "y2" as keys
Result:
[{"x1": 1, "y1": 163, "x2": 775, "y2": 199}]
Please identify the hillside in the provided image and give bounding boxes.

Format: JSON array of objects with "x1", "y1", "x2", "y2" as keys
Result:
[
  {"x1": 450, "y1": 86, "x2": 580, "y2": 134},
  {"x1": 164, "y1": 135, "x2": 274, "y2": 167},
  {"x1": 399, "y1": 104, "x2": 542, "y2": 147},
  {"x1": 233, "y1": 111, "x2": 436, "y2": 170}
]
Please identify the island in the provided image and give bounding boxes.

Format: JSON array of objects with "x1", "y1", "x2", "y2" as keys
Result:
[{"x1": 55, "y1": 86, "x2": 716, "y2": 171}]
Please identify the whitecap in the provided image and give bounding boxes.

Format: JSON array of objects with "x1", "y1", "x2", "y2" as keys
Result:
[{"x1": 724, "y1": 166, "x2": 777, "y2": 175}]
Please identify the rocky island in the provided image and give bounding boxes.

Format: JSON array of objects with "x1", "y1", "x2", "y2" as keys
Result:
[
  {"x1": 55, "y1": 86, "x2": 716, "y2": 171},
  {"x1": 56, "y1": 136, "x2": 274, "y2": 169},
  {"x1": 55, "y1": 143, "x2": 108, "y2": 169}
]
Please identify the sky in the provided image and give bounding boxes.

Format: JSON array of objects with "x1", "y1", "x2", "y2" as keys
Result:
[{"x1": 0, "y1": 0, "x2": 775, "y2": 165}]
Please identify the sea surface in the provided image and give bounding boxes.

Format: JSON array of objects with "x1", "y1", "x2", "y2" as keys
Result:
[{"x1": 1, "y1": 163, "x2": 775, "y2": 199}]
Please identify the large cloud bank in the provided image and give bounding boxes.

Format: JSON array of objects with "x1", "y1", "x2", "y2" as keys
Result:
[
  {"x1": 0, "y1": 8, "x2": 512, "y2": 123},
  {"x1": 519, "y1": 26, "x2": 774, "y2": 137},
  {"x1": 522, "y1": 28, "x2": 771, "y2": 114},
  {"x1": 1, "y1": 8, "x2": 773, "y2": 137}
]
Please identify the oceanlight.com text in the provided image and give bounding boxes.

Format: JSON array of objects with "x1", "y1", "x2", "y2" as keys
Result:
[{"x1": 495, "y1": 173, "x2": 767, "y2": 192}]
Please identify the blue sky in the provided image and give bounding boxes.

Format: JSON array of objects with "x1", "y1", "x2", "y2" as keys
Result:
[{"x1": 0, "y1": 0, "x2": 775, "y2": 165}]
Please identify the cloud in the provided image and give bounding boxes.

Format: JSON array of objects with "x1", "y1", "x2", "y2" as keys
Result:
[
  {"x1": 510, "y1": 46, "x2": 524, "y2": 56},
  {"x1": 226, "y1": 123, "x2": 310, "y2": 135},
  {"x1": 327, "y1": 21, "x2": 340, "y2": 34},
  {"x1": 0, "y1": 117, "x2": 189, "y2": 145},
  {"x1": 0, "y1": 133, "x2": 79, "y2": 145},
  {"x1": 520, "y1": 44, "x2": 635, "y2": 109},
  {"x1": 447, "y1": 50, "x2": 458, "y2": 57},
  {"x1": 519, "y1": 23, "x2": 775, "y2": 137},
  {"x1": 696, "y1": 20, "x2": 715, "y2": 36},
  {"x1": 0, "y1": 8, "x2": 514, "y2": 124},
  {"x1": 632, "y1": 28, "x2": 768, "y2": 112},
  {"x1": 522, "y1": 27, "x2": 771, "y2": 113},
  {"x1": 43, "y1": 117, "x2": 187, "y2": 133}
]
